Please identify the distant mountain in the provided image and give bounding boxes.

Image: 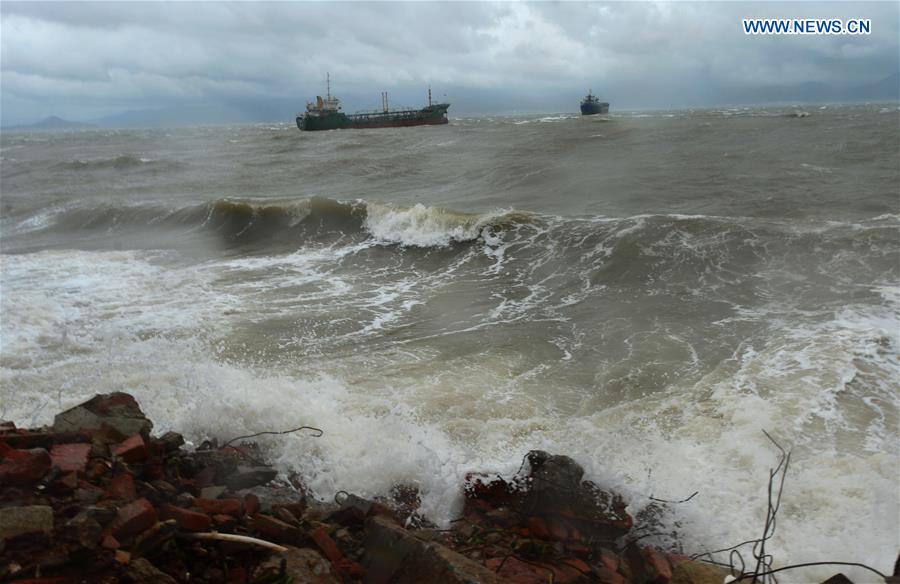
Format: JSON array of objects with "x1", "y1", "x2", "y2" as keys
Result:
[
  {"x1": 721, "y1": 72, "x2": 899, "y2": 106},
  {"x1": 3, "y1": 115, "x2": 97, "y2": 131},
  {"x1": 856, "y1": 72, "x2": 900, "y2": 100},
  {"x1": 90, "y1": 101, "x2": 298, "y2": 128}
]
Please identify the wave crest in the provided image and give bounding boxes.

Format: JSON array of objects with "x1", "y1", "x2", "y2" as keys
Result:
[
  {"x1": 58, "y1": 155, "x2": 163, "y2": 170},
  {"x1": 363, "y1": 202, "x2": 529, "y2": 247},
  {"x1": 5, "y1": 196, "x2": 532, "y2": 251}
]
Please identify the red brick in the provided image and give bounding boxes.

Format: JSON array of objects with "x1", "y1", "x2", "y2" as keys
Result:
[
  {"x1": 565, "y1": 542, "x2": 592, "y2": 555},
  {"x1": 598, "y1": 550, "x2": 618, "y2": 572},
  {"x1": 643, "y1": 547, "x2": 673, "y2": 584},
  {"x1": 1, "y1": 431, "x2": 63, "y2": 450},
  {"x1": 310, "y1": 526, "x2": 344, "y2": 566},
  {"x1": 160, "y1": 504, "x2": 211, "y2": 532},
  {"x1": 485, "y1": 556, "x2": 551, "y2": 583},
  {"x1": 101, "y1": 534, "x2": 121, "y2": 549},
  {"x1": 528, "y1": 516, "x2": 550, "y2": 539},
  {"x1": 244, "y1": 493, "x2": 259, "y2": 516},
  {"x1": 552, "y1": 562, "x2": 587, "y2": 584},
  {"x1": 212, "y1": 513, "x2": 235, "y2": 527},
  {"x1": 112, "y1": 434, "x2": 148, "y2": 463},
  {"x1": 252, "y1": 514, "x2": 300, "y2": 543},
  {"x1": 88, "y1": 460, "x2": 110, "y2": 479},
  {"x1": 561, "y1": 558, "x2": 591, "y2": 575},
  {"x1": 142, "y1": 459, "x2": 164, "y2": 481},
  {"x1": 78, "y1": 479, "x2": 105, "y2": 494},
  {"x1": 595, "y1": 566, "x2": 628, "y2": 584},
  {"x1": 106, "y1": 473, "x2": 137, "y2": 501},
  {"x1": 627, "y1": 545, "x2": 672, "y2": 584},
  {"x1": 0, "y1": 448, "x2": 51, "y2": 485},
  {"x1": 548, "y1": 517, "x2": 569, "y2": 541},
  {"x1": 55, "y1": 471, "x2": 79, "y2": 491},
  {"x1": 113, "y1": 498, "x2": 158, "y2": 538},
  {"x1": 94, "y1": 392, "x2": 141, "y2": 415},
  {"x1": 344, "y1": 561, "x2": 364, "y2": 577},
  {"x1": 193, "y1": 497, "x2": 242, "y2": 516},
  {"x1": 49, "y1": 443, "x2": 92, "y2": 473},
  {"x1": 275, "y1": 506, "x2": 299, "y2": 525}
]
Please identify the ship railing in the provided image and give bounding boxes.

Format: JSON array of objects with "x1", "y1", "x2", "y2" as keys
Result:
[
  {"x1": 348, "y1": 110, "x2": 423, "y2": 121},
  {"x1": 353, "y1": 107, "x2": 420, "y2": 116}
]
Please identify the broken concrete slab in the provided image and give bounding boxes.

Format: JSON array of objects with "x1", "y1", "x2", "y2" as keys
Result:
[
  {"x1": 364, "y1": 516, "x2": 505, "y2": 584},
  {"x1": 53, "y1": 392, "x2": 152, "y2": 437},
  {"x1": 0, "y1": 505, "x2": 54, "y2": 540}
]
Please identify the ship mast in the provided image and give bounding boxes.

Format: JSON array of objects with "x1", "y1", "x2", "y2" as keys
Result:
[
  {"x1": 327, "y1": 72, "x2": 331, "y2": 102},
  {"x1": 428, "y1": 86, "x2": 432, "y2": 107}
]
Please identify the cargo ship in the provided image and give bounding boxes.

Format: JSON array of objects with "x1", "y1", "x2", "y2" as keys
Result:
[
  {"x1": 580, "y1": 90, "x2": 609, "y2": 116},
  {"x1": 297, "y1": 74, "x2": 450, "y2": 131}
]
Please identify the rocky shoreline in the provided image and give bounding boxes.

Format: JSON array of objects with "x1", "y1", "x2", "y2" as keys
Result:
[{"x1": 0, "y1": 392, "x2": 892, "y2": 584}]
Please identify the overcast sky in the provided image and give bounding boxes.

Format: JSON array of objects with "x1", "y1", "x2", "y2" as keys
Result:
[{"x1": 2, "y1": 1, "x2": 898, "y2": 125}]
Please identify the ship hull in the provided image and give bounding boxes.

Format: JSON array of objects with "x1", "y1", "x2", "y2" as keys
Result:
[
  {"x1": 298, "y1": 104, "x2": 449, "y2": 131},
  {"x1": 580, "y1": 102, "x2": 610, "y2": 116}
]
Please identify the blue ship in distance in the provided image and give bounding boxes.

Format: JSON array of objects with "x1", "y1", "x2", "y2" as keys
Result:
[{"x1": 580, "y1": 90, "x2": 610, "y2": 115}]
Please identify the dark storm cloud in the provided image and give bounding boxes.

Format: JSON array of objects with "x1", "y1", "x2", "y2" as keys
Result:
[{"x1": 1, "y1": 1, "x2": 897, "y2": 125}]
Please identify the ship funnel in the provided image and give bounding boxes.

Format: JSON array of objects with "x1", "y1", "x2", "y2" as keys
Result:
[{"x1": 317, "y1": 96, "x2": 324, "y2": 109}]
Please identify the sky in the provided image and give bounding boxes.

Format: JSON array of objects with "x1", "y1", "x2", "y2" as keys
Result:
[{"x1": 1, "y1": 1, "x2": 898, "y2": 126}]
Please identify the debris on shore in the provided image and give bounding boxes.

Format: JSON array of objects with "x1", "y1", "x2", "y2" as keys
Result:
[{"x1": 0, "y1": 392, "x2": 882, "y2": 583}]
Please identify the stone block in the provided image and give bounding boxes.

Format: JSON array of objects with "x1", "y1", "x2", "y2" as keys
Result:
[
  {"x1": 0, "y1": 505, "x2": 54, "y2": 540},
  {"x1": 256, "y1": 546, "x2": 340, "y2": 583},
  {"x1": 364, "y1": 515, "x2": 504, "y2": 584},
  {"x1": 224, "y1": 465, "x2": 277, "y2": 491},
  {"x1": 53, "y1": 392, "x2": 152, "y2": 437}
]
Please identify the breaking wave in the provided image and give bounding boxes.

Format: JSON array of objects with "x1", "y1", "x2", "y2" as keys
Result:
[
  {"x1": 364, "y1": 202, "x2": 530, "y2": 247},
  {"x1": 57, "y1": 154, "x2": 170, "y2": 171},
  {"x1": 4, "y1": 197, "x2": 535, "y2": 250}
]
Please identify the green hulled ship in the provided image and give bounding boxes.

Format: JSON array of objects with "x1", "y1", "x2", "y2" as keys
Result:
[{"x1": 297, "y1": 75, "x2": 449, "y2": 131}]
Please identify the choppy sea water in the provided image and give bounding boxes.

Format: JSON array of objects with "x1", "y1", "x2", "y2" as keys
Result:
[{"x1": 2, "y1": 104, "x2": 898, "y2": 581}]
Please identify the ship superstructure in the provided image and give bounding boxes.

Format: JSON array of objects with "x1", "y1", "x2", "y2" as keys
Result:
[{"x1": 580, "y1": 90, "x2": 610, "y2": 115}]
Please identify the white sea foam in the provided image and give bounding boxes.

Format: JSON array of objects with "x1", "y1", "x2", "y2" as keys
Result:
[
  {"x1": 363, "y1": 203, "x2": 508, "y2": 247},
  {"x1": 1, "y1": 212, "x2": 897, "y2": 583},
  {"x1": 3, "y1": 303, "x2": 894, "y2": 583}
]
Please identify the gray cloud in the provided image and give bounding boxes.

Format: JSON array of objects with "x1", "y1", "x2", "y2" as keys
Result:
[{"x1": 2, "y1": 1, "x2": 897, "y2": 125}]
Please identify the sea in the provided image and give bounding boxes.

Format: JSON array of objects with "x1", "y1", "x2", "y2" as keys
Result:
[{"x1": 1, "y1": 104, "x2": 898, "y2": 581}]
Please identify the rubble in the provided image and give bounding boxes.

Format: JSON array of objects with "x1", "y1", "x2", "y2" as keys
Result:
[
  {"x1": 52, "y1": 392, "x2": 153, "y2": 437},
  {"x1": 0, "y1": 506, "x2": 54, "y2": 540},
  {"x1": 1, "y1": 392, "x2": 852, "y2": 584}
]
